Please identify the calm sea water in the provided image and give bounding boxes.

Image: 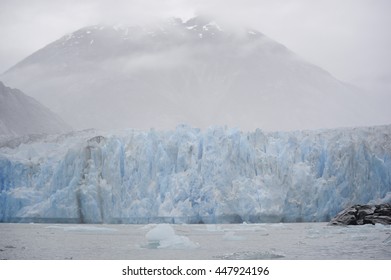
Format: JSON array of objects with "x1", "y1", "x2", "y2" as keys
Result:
[{"x1": 1, "y1": 222, "x2": 390, "y2": 260}]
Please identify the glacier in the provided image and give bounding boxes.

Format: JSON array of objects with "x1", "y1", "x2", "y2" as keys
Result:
[{"x1": 1, "y1": 125, "x2": 391, "y2": 223}]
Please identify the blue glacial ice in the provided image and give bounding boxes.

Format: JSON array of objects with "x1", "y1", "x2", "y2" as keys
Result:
[{"x1": 1, "y1": 125, "x2": 391, "y2": 223}]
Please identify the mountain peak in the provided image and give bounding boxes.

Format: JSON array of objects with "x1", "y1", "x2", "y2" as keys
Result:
[
  {"x1": 184, "y1": 16, "x2": 223, "y2": 33},
  {"x1": 0, "y1": 18, "x2": 381, "y2": 132},
  {"x1": 185, "y1": 15, "x2": 215, "y2": 26}
]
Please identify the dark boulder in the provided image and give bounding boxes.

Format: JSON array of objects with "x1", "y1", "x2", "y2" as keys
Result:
[{"x1": 329, "y1": 204, "x2": 391, "y2": 225}]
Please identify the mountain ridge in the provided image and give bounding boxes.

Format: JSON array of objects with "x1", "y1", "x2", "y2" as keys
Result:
[
  {"x1": 0, "y1": 17, "x2": 382, "y2": 131},
  {"x1": 0, "y1": 81, "x2": 71, "y2": 136}
]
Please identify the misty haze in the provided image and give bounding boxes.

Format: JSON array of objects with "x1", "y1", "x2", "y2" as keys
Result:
[
  {"x1": 1, "y1": 0, "x2": 391, "y2": 261},
  {"x1": 1, "y1": 16, "x2": 389, "y2": 132}
]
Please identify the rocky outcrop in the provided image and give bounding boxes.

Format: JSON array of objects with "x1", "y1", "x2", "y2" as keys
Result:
[{"x1": 329, "y1": 204, "x2": 391, "y2": 225}]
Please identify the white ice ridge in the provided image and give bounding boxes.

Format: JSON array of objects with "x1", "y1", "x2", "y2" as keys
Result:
[{"x1": 1, "y1": 124, "x2": 391, "y2": 223}]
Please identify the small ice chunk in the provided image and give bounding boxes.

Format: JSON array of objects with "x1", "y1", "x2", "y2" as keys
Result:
[
  {"x1": 146, "y1": 224, "x2": 176, "y2": 241},
  {"x1": 145, "y1": 224, "x2": 199, "y2": 249}
]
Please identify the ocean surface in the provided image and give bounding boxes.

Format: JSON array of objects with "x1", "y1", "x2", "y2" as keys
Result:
[{"x1": 1, "y1": 222, "x2": 391, "y2": 260}]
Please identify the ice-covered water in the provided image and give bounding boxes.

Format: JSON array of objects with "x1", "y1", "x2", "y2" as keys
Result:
[{"x1": 1, "y1": 222, "x2": 390, "y2": 260}]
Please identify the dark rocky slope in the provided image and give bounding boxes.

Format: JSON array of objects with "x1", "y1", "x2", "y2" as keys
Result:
[{"x1": 329, "y1": 204, "x2": 391, "y2": 225}]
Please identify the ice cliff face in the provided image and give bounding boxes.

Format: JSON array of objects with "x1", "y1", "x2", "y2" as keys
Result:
[{"x1": 1, "y1": 125, "x2": 390, "y2": 223}]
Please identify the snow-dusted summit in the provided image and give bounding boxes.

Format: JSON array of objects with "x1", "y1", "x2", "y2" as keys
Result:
[{"x1": 1, "y1": 17, "x2": 382, "y2": 131}]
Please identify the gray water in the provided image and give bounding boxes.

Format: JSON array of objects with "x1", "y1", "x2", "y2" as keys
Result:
[{"x1": 1, "y1": 222, "x2": 390, "y2": 260}]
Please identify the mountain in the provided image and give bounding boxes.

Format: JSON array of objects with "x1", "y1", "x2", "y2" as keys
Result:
[
  {"x1": 0, "y1": 17, "x2": 382, "y2": 131},
  {"x1": 1, "y1": 125, "x2": 390, "y2": 223},
  {"x1": 0, "y1": 81, "x2": 71, "y2": 136}
]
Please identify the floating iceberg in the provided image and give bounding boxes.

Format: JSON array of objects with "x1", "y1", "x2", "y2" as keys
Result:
[
  {"x1": 144, "y1": 224, "x2": 199, "y2": 249},
  {"x1": 1, "y1": 125, "x2": 391, "y2": 223}
]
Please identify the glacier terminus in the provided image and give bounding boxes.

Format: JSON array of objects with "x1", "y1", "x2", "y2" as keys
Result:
[{"x1": 1, "y1": 125, "x2": 390, "y2": 224}]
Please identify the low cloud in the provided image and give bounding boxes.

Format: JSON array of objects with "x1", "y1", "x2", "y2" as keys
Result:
[{"x1": 0, "y1": 0, "x2": 390, "y2": 93}]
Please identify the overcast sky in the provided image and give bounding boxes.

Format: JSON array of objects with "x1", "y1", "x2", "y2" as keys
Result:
[{"x1": 0, "y1": 0, "x2": 390, "y2": 92}]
